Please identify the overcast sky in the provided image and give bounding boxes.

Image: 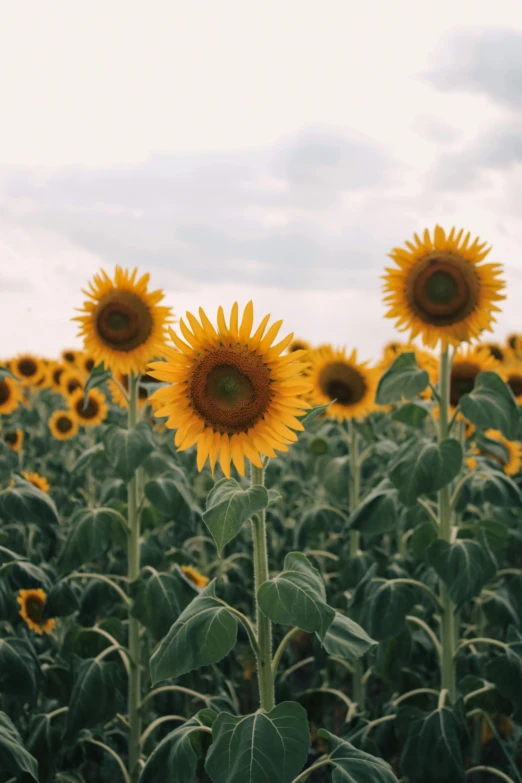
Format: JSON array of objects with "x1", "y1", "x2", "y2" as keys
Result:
[{"x1": 1, "y1": 0, "x2": 522, "y2": 360}]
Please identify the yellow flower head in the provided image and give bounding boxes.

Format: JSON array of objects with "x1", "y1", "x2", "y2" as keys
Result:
[
  {"x1": 4, "y1": 429, "x2": 23, "y2": 452},
  {"x1": 22, "y1": 471, "x2": 50, "y2": 493},
  {"x1": 61, "y1": 349, "x2": 80, "y2": 366},
  {"x1": 307, "y1": 345, "x2": 379, "y2": 422},
  {"x1": 181, "y1": 565, "x2": 210, "y2": 589},
  {"x1": 76, "y1": 353, "x2": 96, "y2": 376},
  {"x1": 48, "y1": 410, "x2": 79, "y2": 440},
  {"x1": 69, "y1": 388, "x2": 109, "y2": 427},
  {"x1": 11, "y1": 354, "x2": 46, "y2": 387},
  {"x1": 74, "y1": 266, "x2": 173, "y2": 375},
  {"x1": 477, "y1": 342, "x2": 508, "y2": 363},
  {"x1": 288, "y1": 339, "x2": 311, "y2": 354},
  {"x1": 383, "y1": 226, "x2": 505, "y2": 348},
  {"x1": 17, "y1": 588, "x2": 56, "y2": 635},
  {"x1": 484, "y1": 429, "x2": 522, "y2": 476},
  {"x1": 503, "y1": 361, "x2": 522, "y2": 405},
  {"x1": 0, "y1": 377, "x2": 23, "y2": 415},
  {"x1": 148, "y1": 302, "x2": 310, "y2": 477},
  {"x1": 60, "y1": 368, "x2": 85, "y2": 398}
]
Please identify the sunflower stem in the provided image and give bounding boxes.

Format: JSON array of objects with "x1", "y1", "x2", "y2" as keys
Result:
[
  {"x1": 348, "y1": 418, "x2": 365, "y2": 710},
  {"x1": 438, "y1": 346, "x2": 457, "y2": 702},
  {"x1": 250, "y1": 461, "x2": 275, "y2": 711},
  {"x1": 127, "y1": 372, "x2": 142, "y2": 783}
]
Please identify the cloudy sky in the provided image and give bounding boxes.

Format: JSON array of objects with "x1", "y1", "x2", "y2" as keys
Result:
[{"x1": 1, "y1": 0, "x2": 522, "y2": 360}]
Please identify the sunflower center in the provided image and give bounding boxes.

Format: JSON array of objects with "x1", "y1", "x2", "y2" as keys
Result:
[
  {"x1": 0, "y1": 381, "x2": 10, "y2": 405},
  {"x1": 190, "y1": 347, "x2": 273, "y2": 433},
  {"x1": 319, "y1": 362, "x2": 367, "y2": 407},
  {"x1": 57, "y1": 415, "x2": 73, "y2": 433},
  {"x1": 76, "y1": 396, "x2": 99, "y2": 419},
  {"x1": 26, "y1": 597, "x2": 44, "y2": 624},
  {"x1": 52, "y1": 368, "x2": 64, "y2": 385},
  {"x1": 96, "y1": 291, "x2": 153, "y2": 352},
  {"x1": 409, "y1": 254, "x2": 479, "y2": 326},
  {"x1": 5, "y1": 431, "x2": 17, "y2": 445},
  {"x1": 508, "y1": 373, "x2": 522, "y2": 398},
  {"x1": 67, "y1": 379, "x2": 82, "y2": 395},
  {"x1": 64, "y1": 352, "x2": 75, "y2": 363},
  {"x1": 18, "y1": 358, "x2": 37, "y2": 377},
  {"x1": 85, "y1": 358, "x2": 95, "y2": 373},
  {"x1": 487, "y1": 345, "x2": 504, "y2": 361},
  {"x1": 450, "y1": 362, "x2": 480, "y2": 407}
]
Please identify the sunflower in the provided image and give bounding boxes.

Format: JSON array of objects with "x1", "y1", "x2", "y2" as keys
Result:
[
  {"x1": 506, "y1": 333, "x2": 522, "y2": 357},
  {"x1": 17, "y1": 589, "x2": 56, "y2": 635},
  {"x1": 11, "y1": 354, "x2": 45, "y2": 386},
  {"x1": 4, "y1": 429, "x2": 23, "y2": 451},
  {"x1": 76, "y1": 353, "x2": 96, "y2": 376},
  {"x1": 60, "y1": 368, "x2": 84, "y2": 398},
  {"x1": 22, "y1": 471, "x2": 50, "y2": 493},
  {"x1": 307, "y1": 345, "x2": 378, "y2": 422},
  {"x1": 74, "y1": 266, "x2": 173, "y2": 375},
  {"x1": 181, "y1": 565, "x2": 210, "y2": 589},
  {"x1": 48, "y1": 362, "x2": 66, "y2": 393},
  {"x1": 48, "y1": 410, "x2": 79, "y2": 440},
  {"x1": 503, "y1": 361, "x2": 522, "y2": 405},
  {"x1": 0, "y1": 377, "x2": 23, "y2": 415},
  {"x1": 108, "y1": 372, "x2": 149, "y2": 409},
  {"x1": 383, "y1": 226, "x2": 505, "y2": 348},
  {"x1": 69, "y1": 388, "x2": 109, "y2": 427},
  {"x1": 449, "y1": 347, "x2": 499, "y2": 409},
  {"x1": 288, "y1": 339, "x2": 311, "y2": 354},
  {"x1": 62, "y1": 349, "x2": 80, "y2": 366},
  {"x1": 148, "y1": 302, "x2": 310, "y2": 477},
  {"x1": 477, "y1": 342, "x2": 508, "y2": 363},
  {"x1": 484, "y1": 429, "x2": 522, "y2": 476}
]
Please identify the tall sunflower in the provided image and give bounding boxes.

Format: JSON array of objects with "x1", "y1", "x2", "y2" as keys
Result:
[
  {"x1": 11, "y1": 354, "x2": 45, "y2": 386},
  {"x1": 17, "y1": 589, "x2": 56, "y2": 635},
  {"x1": 449, "y1": 347, "x2": 499, "y2": 409},
  {"x1": 60, "y1": 368, "x2": 84, "y2": 398},
  {"x1": 108, "y1": 372, "x2": 149, "y2": 409},
  {"x1": 0, "y1": 377, "x2": 23, "y2": 415},
  {"x1": 69, "y1": 388, "x2": 109, "y2": 427},
  {"x1": 4, "y1": 429, "x2": 23, "y2": 451},
  {"x1": 22, "y1": 471, "x2": 50, "y2": 493},
  {"x1": 74, "y1": 266, "x2": 173, "y2": 375},
  {"x1": 307, "y1": 345, "x2": 378, "y2": 422},
  {"x1": 148, "y1": 302, "x2": 310, "y2": 477},
  {"x1": 383, "y1": 226, "x2": 505, "y2": 348},
  {"x1": 503, "y1": 361, "x2": 522, "y2": 405},
  {"x1": 49, "y1": 410, "x2": 79, "y2": 440}
]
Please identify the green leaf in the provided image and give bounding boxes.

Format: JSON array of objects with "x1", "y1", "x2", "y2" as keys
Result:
[
  {"x1": 140, "y1": 710, "x2": 216, "y2": 783},
  {"x1": 376, "y1": 352, "x2": 429, "y2": 404},
  {"x1": 58, "y1": 508, "x2": 120, "y2": 574},
  {"x1": 346, "y1": 483, "x2": 397, "y2": 534},
  {"x1": 203, "y1": 478, "x2": 269, "y2": 554},
  {"x1": 300, "y1": 403, "x2": 332, "y2": 428},
  {"x1": 399, "y1": 706, "x2": 465, "y2": 783},
  {"x1": 257, "y1": 552, "x2": 335, "y2": 639},
  {"x1": 0, "y1": 483, "x2": 59, "y2": 528},
  {"x1": 428, "y1": 534, "x2": 497, "y2": 606},
  {"x1": 6, "y1": 560, "x2": 51, "y2": 590},
  {"x1": 150, "y1": 580, "x2": 238, "y2": 684},
  {"x1": 410, "y1": 522, "x2": 437, "y2": 561},
  {"x1": 468, "y1": 468, "x2": 522, "y2": 507},
  {"x1": 83, "y1": 362, "x2": 111, "y2": 397},
  {"x1": 484, "y1": 627, "x2": 522, "y2": 718},
  {"x1": 26, "y1": 713, "x2": 55, "y2": 781},
  {"x1": 392, "y1": 402, "x2": 429, "y2": 427},
  {"x1": 317, "y1": 729, "x2": 398, "y2": 782},
  {"x1": 459, "y1": 371, "x2": 519, "y2": 439},
  {"x1": 205, "y1": 701, "x2": 310, "y2": 783},
  {"x1": 130, "y1": 566, "x2": 197, "y2": 637},
  {"x1": 0, "y1": 638, "x2": 42, "y2": 703},
  {"x1": 0, "y1": 711, "x2": 39, "y2": 781},
  {"x1": 144, "y1": 474, "x2": 194, "y2": 521},
  {"x1": 65, "y1": 658, "x2": 122, "y2": 738},
  {"x1": 71, "y1": 442, "x2": 105, "y2": 473},
  {"x1": 45, "y1": 580, "x2": 80, "y2": 617},
  {"x1": 364, "y1": 580, "x2": 415, "y2": 641},
  {"x1": 389, "y1": 438, "x2": 462, "y2": 506},
  {"x1": 321, "y1": 612, "x2": 376, "y2": 661},
  {"x1": 103, "y1": 422, "x2": 155, "y2": 482},
  {"x1": 0, "y1": 439, "x2": 18, "y2": 483}
]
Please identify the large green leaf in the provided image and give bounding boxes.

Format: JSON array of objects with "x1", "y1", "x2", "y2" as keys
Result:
[
  {"x1": 484, "y1": 627, "x2": 522, "y2": 718},
  {"x1": 346, "y1": 483, "x2": 397, "y2": 534},
  {"x1": 389, "y1": 438, "x2": 462, "y2": 506},
  {"x1": 258, "y1": 552, "x2": 335, "y2": 639},
  {"x1": 205, "y1": 702, "x2": 310, "y2": 783},
  {"x1": 459, "y1": 371, "x2": 519, "y2": 439},
  {"x1": 376, "y1": 352, "x2": 430, "y2": 404},
  {"x1": 140, "y1": 710, "x2": 216, "y2": 783},
  {"x1": 202, "y1": 478, "x2": 269, "y2": 554},
  {"x1": 0, "y1": 482, "x2": 59, "y2": 527},
  {"x1": 58, "y1": 508, "x2": 121, "y2": 574},
  {"x1": 364, "y1": 580, "x2": 415, "y2": 641},
  {"x1": 150, "y1": 580, "x2": 238, "y2": 684},
  {"x1": 0, "y1": 711, "x2": 39, "y2": 781},
  {"x1": 399, "y1": 705, "x2": 465, "y2": 783},
  {"x1": 103, "y1": 422, "x2": 155, "y2": 482},
  {"x1": 65, "y1": 658, "x2": 122, "y2": 738},
  {"x1": 392, "y1": 402, "x2": 430, "y2": 427},
  {"x1": 428, "y1": 534, "x2": 497, "y2": 606},
  {"x1": 130, "y1": 566, "x2": 197, "y2": 638},
  {"x1": 71, "y1": 442, "x2": 105, "y2": 473},
  {"x1": 145, "y1": 474, "x2": 194, "y2": 521},
  {"x1": 465, "y1": 468, "x2": 522, "y2": 508},
  {"x1": 45, "y1": 580, "x2": 80, "y2": 617},
  {"x1": 0, "y1": 638, "x2": 42, "y2": 703},
  {"x1": 321, "y1": 612, "x2": 376, "y2": 660},
  {"x1": 317, "y1": 730, "x2": 398, "y2": 782}
]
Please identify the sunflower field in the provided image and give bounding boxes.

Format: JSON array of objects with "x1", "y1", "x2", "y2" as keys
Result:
[{"x1": 1, "y1": 226, "x2": 522, "y2": 783}]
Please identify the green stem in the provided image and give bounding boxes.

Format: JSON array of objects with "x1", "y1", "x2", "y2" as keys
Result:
[
  {"x1": 127, "y1": 372, "x2": 141, "y2": 783},
  {"x1": 348, "y1": 419, "x2": 365, "y2": 709},
  {"x1": 438, "y1": 346, "x2": 457, "y2": 702},
  {"x1": 250, "y1": 462, "x2": 275, "y2": 711}
]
